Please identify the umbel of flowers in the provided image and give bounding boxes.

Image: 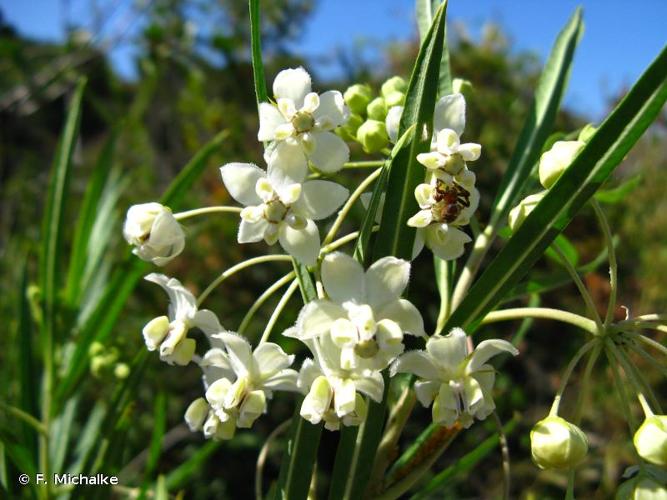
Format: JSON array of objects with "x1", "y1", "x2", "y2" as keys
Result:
[{"x1": 123, "y1": 67, "x2": 518, "y2": 443}]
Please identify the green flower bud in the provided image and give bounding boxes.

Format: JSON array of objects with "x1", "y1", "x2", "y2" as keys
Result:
[
  {"x1": 508, "y1": 192, "x2": 546, "y2": 232},
  {"x1": 634, "y1": 415, "x2": 667, "y2": 466},
  {"x1": 343, "y1": 84, "x2": 373, "y2": 115},
  {"x1": 356, "y1": 120, "x2": 389, "y2": 153},
  {"x1": 114, "y1": 363, "x2": 130, "y2": 379},
  {"x1": 384, "y1": 91, "x2": 405, "y2": 108},
  {"x1": 337, "y1": 112, "x2": 364, "y2": 141},
  {"x1": 453, "y1": 78, "x2": 473, "y2": 96},
  {"x1": 539, "y1": 140, "x2": 585, "y2": 189},
  {"x1": 367, "y1": 97, "x2": 388, "y2": 121},
  {"x1": 616, "y1": 476, "x2": 667, "y2": 500},
  {"x1": 578, "y1": 124, "x2": 598, "y2": 143},
  {"x1": 530, "y1": 415, "x2": 588, "y2": 470},
  {"x1": 381, "y1": 76, "x2": 407, "y2": 98}
]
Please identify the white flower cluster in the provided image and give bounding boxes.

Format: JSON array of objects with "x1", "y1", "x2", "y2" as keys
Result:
[{"x1": 124, "y1": 69, "x2": 519, "y2": 440}]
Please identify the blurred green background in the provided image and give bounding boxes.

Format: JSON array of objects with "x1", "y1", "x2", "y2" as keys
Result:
[{"x1": 1, "y1": 0, "x2": 665, "y2": 498}]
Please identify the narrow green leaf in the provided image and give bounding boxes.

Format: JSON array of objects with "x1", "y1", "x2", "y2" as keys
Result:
[
  {"x1": 489, "y1": 9, "x2": 583, "y2": 229},
  {"x1": 595, "y1": 174, "x2": 642, "y2": 204},
  {"x1": 415, "y1": 0, "x2": 433, "y2": 42},
  {"x1": 410, "y1": 416, "x2": 520, "y2": 500},
  {"x1": 145, "y1": 392, "x2": 167, "y2": 479},
  {"x1": 249, "y1": 0, "x2": 268, "y2": 105},
  {"x1": 373, "y1": 2, "x2": 448, "y2": 262},
  {"x1": 65, "y1": 131, "x2": 118, "y2": 305},
  {"x1": 292, "y1": 260, "x2": 317, "y2": 303},
  {"x1": 154, "y1": 475, "x2": 168, "y2": 500},
  {"x1": 165, "y1": 440, "x2": 221, "y2": 490},
  {"x1": 327, "y1": 427, "x2": 359, "y2": 500},
  {"x1": 68, "y1": 403, "x2": 105, "y2": 475},
  {"x1": 446, "y1": 45, "x2": 667, "y2": 333},
  {"x1": 49, "y1": 396, "x2": 78, "y2": 473},
  {"x1": 39, "y1": 78, "x2": 86, "y2": 346}
]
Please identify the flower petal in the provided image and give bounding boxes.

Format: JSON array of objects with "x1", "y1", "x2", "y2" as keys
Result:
[
  {"x1": 313, "y1": 90, "x2": 348, "y2": 128},
  {"x1": 385, "y1": 105, "x2": 403, "y2": 143},
  {"x1": 307, "y1": 131, "x2": 349, "y2": 173},
  {"x1": 278, "y1": 218, "x2": 320, "y2": 265},
  {"x1": 378, "y1": 299, "x2": 426, "y2": 337},
  {"x1": 293, "y1": 180, "x2": 349, "y2": 220},
  {"x1": 467, "y1": 339, "x2": 518, "y2": 373},
  {"x1": 427, "y1": 328, "x2": 468, "y2": 371},
  {"x1": 424, "y1": 224, "x2": 471, "y2": 261},
  {"x1": 214, "y1": 331, "x2": 254, "y2": 377},
  {"x1": 296, "y1": 358, "x2": 322, "y2": 393},
  {"x1": 253, "y1": 342, "x2": 294, "y2": 380},
  {"x1": 414, "y1": 380, "x2": 440, "y2": 407},
  {"x1": 263, "y1": 369, "x2": 299, "y2": 392},
  {"x1": 321, "y1": 252, "x2": 365, "y2": 304},
  {"x1": 267, "y1": 141, "x2": 308, "y2": 186},
  {"x1": 272, "y1": 67, "x2": 312, "y2": 108},
  {"x1": 434, "y1": 93, "x2": 465, "y2": 136},
  {"x1": 193, "y1": 309, "x2": 223, "y2": 337},
  {"x1": 365, "y1": 256, "x2": 410, "y2": 308},
  {"x1": 238, "y1": 219, "x2": 268, "y2": 244},
  {"x1": 332, "y1": 378, "x2": 357, "y2": 416},
  {"x1": 258, "y1": 102, "x2": 287, "y2": 141},
  {"x1": 390, "y1": 350, "x2": 439, "y2": 380},
  {"x1": 458, "y1": 142, "x2": 481, "y2": 161},
  {"x1": 144, "y1": 273, "x2": 197, "y2": 321},
  {"x1": 295, "y1": 300, "x2": 346, "y2": 339},
  {"x1": 354, "y1": 371, "x2": 384, "y2": 403},
  {"x1": 220, "y1": 162, "x2": 265, "y2": 206}
]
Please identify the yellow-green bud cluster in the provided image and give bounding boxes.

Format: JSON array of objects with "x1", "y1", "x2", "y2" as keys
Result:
[
  {"x1": 339, "y1": 76, "x2": 408, "y2": 153},
  {"x1": 89, "y1": 341, "x2": 129, "y2": 379}
]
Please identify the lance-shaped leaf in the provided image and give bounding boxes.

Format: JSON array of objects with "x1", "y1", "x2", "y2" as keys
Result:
[{"x1": 445, "y1": 45, "x2": 667, "y2": 333}]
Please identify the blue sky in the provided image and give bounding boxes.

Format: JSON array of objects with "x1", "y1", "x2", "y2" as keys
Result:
[{"x1": 2, "y1": 0, "x2": 665, "y2": 120}]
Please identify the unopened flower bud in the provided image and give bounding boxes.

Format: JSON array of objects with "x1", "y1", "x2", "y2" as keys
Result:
[
  {"x1": 185, "y1": 398, "x2": 209, "y2": 432},
  {"x1": 634, "y1": 415, "x2": 667, "y2": 466},
  {"x1": 616, "y1": 475, "x2": 667, "y2": 500},
  {"x1": 381, "y1": 76, "x2": 407, "y2": 98},
  {"x1": 539, "y1": 140, "x2": 585, "y2": 189},
  {"x1": 114, "y1": 363, "x2": 130, "y2": 379},
  {"x1": 344, "y1": 84, "x2": 373, "y2": 115},
  {"x1": 384, "y1": 91, "x2": 405, "y2": 108},
  {"x1": 508, "y1": 192, "x2": 546, "y2": 231},
  {"x1": 356, "y1": 120, "x2": 389, "y2": 153},
  {"x1": 530, "y1": 416, "x2": 588, "y2": 470},
  {"x1": 452, "y1": 78, "x2": 473, "y2": 96},
  {"x1": 367, "y1": 97, "x2": 388, "y2": 121},
  {"x1": 123, "y1": 202, "x2": 185, "y2": 265},
  {"x1": 578, "y1": 124, "x2": 597, "y2": 143},
  {"x1": 337, "y1": 113, "x2": 364, "y2": 141}
]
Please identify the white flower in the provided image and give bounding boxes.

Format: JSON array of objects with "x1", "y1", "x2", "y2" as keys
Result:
[
  {"x1": 539, "y1": 140, "x2": 585, "y2": 189},
  {"x1": 142, "y1": 273, "x2": 223, "y2": 365},
  {"x1": 258, "y1": 67, "x2": 350, "y2": 176},
  {"x1": 391, "y1": 328, "x2": 518, "y2": 428},
  {"x1": 202, "y1": 332, "x2": 299, "y2": 430},
  {"x1": 291, "y1": 252, "x2": 425, "y2": 370},
  {"x1": 220, "y1": 162, "x2": 348, "y2": 265},
  {"x1": 184, "y1": 397, "x2": 237, "y2": 441},
  {"x1": 408, "y1": 178, "x2": 479, "y2": 261},
  {"x1": 290, "y1": 334, "x2": 384, "y2": 431},
  {"x1": 123, "y1": 202, "x2": 185, "y2": 265}
]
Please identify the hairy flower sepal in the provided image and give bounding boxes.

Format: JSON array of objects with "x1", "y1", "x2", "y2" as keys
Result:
[
  {"x1": 123, "y1": 202, "x2": 185, "y2": 265},
  {"x1": 143, "y1": 274, "x2": 223, "y2": 365},
  {"x1": 220, "y1": 162, "x2": 348, "y2": 265},
  {"x1": 391, "y1": 328, "x2": 518, "y2": 428},
  {"x1": 633, "y1": 415, "x2": 667, "y2": 466},
  {"x1": 530, "y1": 415, "x2": 589, "y2": 470},
  {"x1": 292, "y1": 252, "x2": 426, "y2": 370},
  {"x1": 258, "y1": 67, "x2": 350, "y2": 176}
]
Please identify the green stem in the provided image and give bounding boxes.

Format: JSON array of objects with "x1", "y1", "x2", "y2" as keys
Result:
[
  {"x1": 323, "y1": 168, "x2": 382, "y2": 246},
  {"x1": 565, "y1": 469, "x2": 576, "y2": 500},
  {"x1": 481, "y1": 307, "x2": 597, "y2": 335},
  {"x1": 637, "y1": 392, "x2": 654, "y2": 418},
  {"x1": 574, "y1": 342, "x2": 602, "y2": 423},
  {"x1": 451, "y1": 223, "x2": 493, "y2": 310},
  {"x1": 259, "y1": 280, "x2": 299, "y2": 344},
  {"x1": 604, "y1": 341, "x2": 639, "y2": 432},
  {"x1": 549, "y1": 340, "x2": 596, "y2": 416},
  {"x1": 343, "y1": 160, "x2": 386, "y2": 169},
  {"x1": 174, "y1": 206, "x2": 242, "y2": 220},
  {"x1": 0, "y1": 403, "x2": 47, "y2": 435},
  {"x1": 591, "y1": 200, "x2": 618, "y2": 327},
  {"x1": 491, "y1": 412, "x2": 511, "y2": 500},
  {"x1": 255, "y1": 419, "x2": 291, "y2": 500},
  {"x1": 610, "y1": 342, "x2": 662, "y2": 413},
  {"x1": 197, "y1": 255, "x2": 292, "y2": 306},
  {"x1": 627, "y1": 342, "x2": 667, "y2": 378},
  {"x1": 552, "y1": 244, "x2": 604, "y2": 333},
  {"x1": 249, "y1": 0, "x2": 267, "y2": 105},
  {"x1": 238, "y1": 272, "x2": 296, "y2": 336}
]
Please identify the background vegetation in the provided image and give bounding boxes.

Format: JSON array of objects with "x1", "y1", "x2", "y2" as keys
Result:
[{"x1": 1, "y1": 0, "x2": 665, "y2": 498}]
